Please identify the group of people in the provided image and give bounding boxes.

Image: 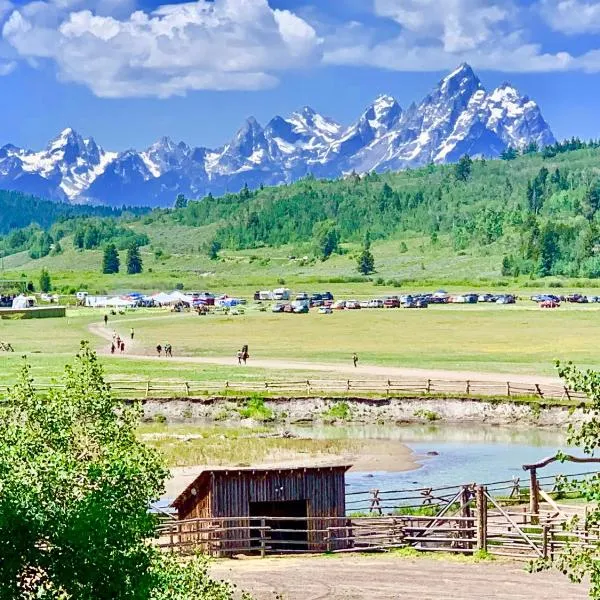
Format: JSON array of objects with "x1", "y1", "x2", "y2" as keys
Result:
[
  {"x1": 110, "y1": 327, "x2": 135, "y2": 354},
  {"x1": 156, "y1": 343, "x2": 173, "y2": 357}
]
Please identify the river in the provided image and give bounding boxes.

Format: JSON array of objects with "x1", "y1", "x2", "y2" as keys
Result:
[{"x1": 289, "y1": 423, "x2": 587, "y2": 497}]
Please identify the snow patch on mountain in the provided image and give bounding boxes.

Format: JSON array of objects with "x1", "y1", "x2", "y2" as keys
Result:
[{"x1": 0, "y1": 64, "x2": 555, "y2": 207}]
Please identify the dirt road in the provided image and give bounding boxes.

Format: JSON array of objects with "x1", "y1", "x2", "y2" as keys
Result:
[
  {"x1": 88, "y1": 322, "x2": 561, "y2": 386},
  {"x1": 210, "y1": 554, "x2": 586, "y2": 600}
]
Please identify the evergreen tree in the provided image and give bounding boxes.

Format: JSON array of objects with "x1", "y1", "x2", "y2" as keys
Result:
[
  {"x1": 204, "y1": 239, "x2": 222, "y2": 260},
  {"x1": 174, "y1": 193, "x2": 188, "y2": 209},
  {"x1": 102, "y1": 243, "x2": 120, "y2": 274},
  {"x1": 357, "y1": 240, "x2": 375, "y2": 275},
  {"x1": 126, "y1": 243, "x2": 143, "y2": 274},
  {"x1": 538, "y1": 223, "x2": 559, "y2": 276},
  {"x1": 500, "y1": 147, "x2": 518, "y2": 160},
  {"x1": 39, "y1": 268, "x2": 51, "y2": 293},
  {"x1": 313, "y1": 220, "x2": 340, "y2": 261},
  {"x1": 454, "y1": 155, "x2": 473, "y2": 181}
]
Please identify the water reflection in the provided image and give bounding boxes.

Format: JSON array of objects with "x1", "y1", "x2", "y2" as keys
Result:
[{"x1": 289, "y1": 422, "x2": 585, "y2": 498}]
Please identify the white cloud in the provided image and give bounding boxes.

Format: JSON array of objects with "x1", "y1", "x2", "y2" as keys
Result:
[
  {"x1": 539, "y1": 0, "x2": 600, "y2": 34},
  {"x1": 323, "y1": 0, "x2": 578, "y2": 73},
  {"x1": 1, "y1": 0, "x2": 321, "y2": 97}
]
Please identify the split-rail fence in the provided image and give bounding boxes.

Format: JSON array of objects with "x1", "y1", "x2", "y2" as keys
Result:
[{"x1": 0, "y1": 377, "x2": 586, "y2": 401}]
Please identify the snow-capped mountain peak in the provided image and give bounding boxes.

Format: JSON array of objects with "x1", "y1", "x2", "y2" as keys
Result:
[{"x1": 0, "y1": 64, "x2": 555, "y2": 207}]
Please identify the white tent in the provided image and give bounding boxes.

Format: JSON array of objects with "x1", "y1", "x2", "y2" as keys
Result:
[
  {"x1": 12, "y1": 294, "x2": 33, "y2": 309},
  {"x1": 151, "y1": 292, "x2": 175, "y2": 305},
  {"x1": 106, "y1": 296, "x2": 135, "y2": 308},
  {"x1": 169, "y1": 290, "x2": 192, "y2": 303}
]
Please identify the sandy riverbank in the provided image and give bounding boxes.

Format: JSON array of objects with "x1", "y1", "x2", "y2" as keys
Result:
[{"x1": 162, "y1": 438, "x2": 420, "y2": 500}]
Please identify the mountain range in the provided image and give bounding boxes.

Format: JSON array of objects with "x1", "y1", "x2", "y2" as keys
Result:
[{"x1": 0, "y1": 64, "x2": 555, "y2": 208}]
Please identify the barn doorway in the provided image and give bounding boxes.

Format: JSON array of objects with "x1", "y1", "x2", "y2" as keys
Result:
[{"x1": 249, "y1": 500, "x2": 308, "y2": 552}]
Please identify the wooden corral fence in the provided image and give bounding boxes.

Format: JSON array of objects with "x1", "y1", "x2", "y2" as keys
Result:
[
  {"x1": 156, "y1": 472, "x2": 600, "y2": 560},
  {"x1": 0, "y1": 377, "x2": 587, "y2": 401}
]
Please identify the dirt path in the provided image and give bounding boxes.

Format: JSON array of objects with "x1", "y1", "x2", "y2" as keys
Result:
[
  {"x1": 88, "y1": 322, "x2": 562, "y2": 385},
  {"x1": 210, "y1": 554, "x2": 586, "y2": 600}
]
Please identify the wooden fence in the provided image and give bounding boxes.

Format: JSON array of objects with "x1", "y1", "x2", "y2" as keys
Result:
[
  {"x1": 156, "y1": 473, "x2": 600, "y2": 560},
  {"x1": 0, "y1": 377, "x2": 586, "y2": 401}
]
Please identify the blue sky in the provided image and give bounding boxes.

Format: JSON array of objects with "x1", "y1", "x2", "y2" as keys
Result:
[{"x1": 1, "y1": 0, "x2": 600, "y2": 151}]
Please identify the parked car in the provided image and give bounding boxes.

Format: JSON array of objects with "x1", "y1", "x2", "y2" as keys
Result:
[
  {"x1": 496, "y1": 294, "x2": 516, "y2": 305},
  {"x1": 296, "y1": 292, "x2": 309, "y2": 301},
  {"x1": 292, "y1": 302, "x2": 309, "y2": 314},
  {"x1": 384, "y1": 296, "x2": 400, "y2": 308},
  {"x1": 322, "y1": 292, "x2": 334, "y2": 302},
  {"x1": 567, "y1": 293, "x2": 588, "y2": 303},
  {"x1": 332, "y1": 300, "x2": 346, "y2": 310},
  {"x1": 345, "y1": 300, "x2": 361, "y2": 309},
  {"x1": 540, "y1": 299, "x2": 560, "y2": 308},
  {"x1": 271, "y1": 303, "x2": 286, "y2": 313},
  {"x1": 283, "y1": 304, "x2": 294, "y2": 313},
  {"x1": 318, "y1": 306, "x2": 333, "y2": 314},
  {"x1": 368, "y1": 299, "x2": 384, "y2": 308},
  {"x1": 359, "y1": 300, "x2": 371, "y2": 309}
]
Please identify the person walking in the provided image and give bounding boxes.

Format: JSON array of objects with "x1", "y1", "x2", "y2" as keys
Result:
[
  {"x1": 352, "y1": 353, "x2": 359, "y2": 368},
  {"x1": 130, "y1": 327, "x2": 135, "y2": 341},
  {"x1": 104, "y1": 314, "x2": 108, "y2": 326},
  {"x1": 120, "y1": 340, "x2": 125, "y2": 353},
  {"x1": 110, "y1": 343, "x2": 115, "y2": 354},
  {"x1": 165, "y1": 343, "x2": 172, "y2": 357},
  {"x1": 156, "y1": 344, "x2": 162, "y2": 357},
  {"x1": 237, "y1": 350, "x2": 243, "y2": 365}
]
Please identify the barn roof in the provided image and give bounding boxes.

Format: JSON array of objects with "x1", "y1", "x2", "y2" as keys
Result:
[{"x1": 171, "y1": 464, "x2": 352, "y2": 510}]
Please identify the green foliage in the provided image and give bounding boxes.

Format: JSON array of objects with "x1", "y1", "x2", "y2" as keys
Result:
[
  {"x1": 0, "y1": 343, "x2": 166, "y2": 598},
  {"x1": 413, "y1": 409, "x2": 441, "y2": 422},
  {"x1": 102, "y1": 243, "x2": 120, "y2": 274},
  {"x1": 552, "y1": 361, "x2": 600, "y2": 596},
  {"x1": 73, "y1": 219, "x2": 149, "y2": 252},
  {"x1": 237, "y1": 398, "x2": 274, "y2": 422},
  {"x1": 126, "y1": 243, "x2": 143, "y2": 275},
  {"x1": 38, "y1": 268, "x2": 51, "y2": 293},
  {"x1": 203, "y1": 238, "x2": 222, "y2": 260},
  {"x1": 322, "y1": 402, "x2": 352, "y2": 421},
  {"x1": 313, "y1": 220, "x2": 340, "y2": 260},
  {"x1": 173, "y1": 194, "x2": 188, "y2": 210},
  {"x1": 454, "y1": 154, "x2": 473, "y2": 182},
  {"x1": 0, "y1": 344, "x2": 250, "y2": 599},
  {"x1": 357, "y1": 245, "x2": 375, "y2": 275}
]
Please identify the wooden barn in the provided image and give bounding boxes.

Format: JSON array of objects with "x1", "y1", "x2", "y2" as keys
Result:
[{"x1": 171, "y1": 465, "x2": 351, "y2": 555}]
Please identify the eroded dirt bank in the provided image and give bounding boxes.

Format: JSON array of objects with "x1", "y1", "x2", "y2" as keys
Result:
[{"x1": 139, "y1": 395, "x2": 584, "y2": 428}]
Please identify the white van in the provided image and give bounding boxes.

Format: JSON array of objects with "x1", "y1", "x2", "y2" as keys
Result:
[{"x1": 272, "y1": 288, "x2": 290, "y2": 300}]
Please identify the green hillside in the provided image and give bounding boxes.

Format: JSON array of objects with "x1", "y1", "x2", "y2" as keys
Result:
[{"x1": 3, "y1": 141, "x2": 600, "y2": 293}]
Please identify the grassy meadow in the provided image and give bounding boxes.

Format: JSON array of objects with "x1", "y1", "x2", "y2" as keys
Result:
[{"x1": 1, "y1": 301, "x2": 600, "y2": 383}]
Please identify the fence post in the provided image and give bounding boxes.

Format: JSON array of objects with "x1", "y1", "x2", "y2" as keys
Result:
[
  {"x1": 535, "y1": 384, "x2": 544, "y2": 399},
  {"x1": 564, "y1": 386, "x2": 572, "y2": 401},
  {"x1": 185, "y1": 382, "x2": 190, "y2": 396},
  {"x1": 426, "y1": 379, "x2": 431, "y2": 394},
  {"x1": 347, "y1": 379, "x2": 351, "y2": 392},
  {"x1": 530, "y1": 467, "x2": 540, "y2": 524},
  {"x1": 260, "y1": 518, "x2": 266, "y2": 558},
  {"x1": 542, "y1": 524, "x2": 549, "y2": 560},
  {"x1": 307, "y1": 380, "x2": 311, "y2": 395},
  {"x1": 369, "y1": 489, "x2": 382, "y2": 515},
  {"x1": 476, "y1": 485, "x2": 487, "y2": 552},
  {"x1": 146, "y1": 380, "x2": 150, "y2": 398},
  {"x1": 387, "y1": 379, "x2": 391, "y2": 397},
  {"x1": 466, "y1": 380, "x2": 470, "y2": 395},
  {"x1": 224, "y1": 381, "x2": 229, "y2": 397},
  {"x1": 507, "y1": 382, "x2": 511, "y2": 397}
]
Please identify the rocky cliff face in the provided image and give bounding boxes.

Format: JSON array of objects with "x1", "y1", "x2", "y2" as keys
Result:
[{"x1": 0, "y1": 64, "x2": 555, "y2": 207}]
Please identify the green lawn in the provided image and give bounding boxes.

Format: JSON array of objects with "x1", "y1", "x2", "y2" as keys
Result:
[{"x1": 1, "y1": 303, "x2": 599, "y2": 383}]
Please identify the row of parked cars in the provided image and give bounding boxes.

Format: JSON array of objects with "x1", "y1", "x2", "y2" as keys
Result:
[{"x1": 531, "y1": 293, "x2": 600, "y2": 304}]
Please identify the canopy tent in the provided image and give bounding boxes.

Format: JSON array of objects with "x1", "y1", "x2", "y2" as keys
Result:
[
  {"x1": 105, "y1": 296, "x2": 135, "y2": 308},
  {"x1": 12, "y1": 294, "x2": 34, "y2": 309}
]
